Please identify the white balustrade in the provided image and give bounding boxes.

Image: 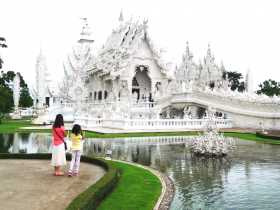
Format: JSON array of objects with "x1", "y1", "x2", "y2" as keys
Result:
[
  {"x1": 74, "y1": 116, "x2": 232, "y2": 130},
  {"x1": 132, "y1": 101, "x2": 157, "y2": 108}
]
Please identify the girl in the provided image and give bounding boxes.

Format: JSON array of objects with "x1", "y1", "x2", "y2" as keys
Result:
[
  {"x1": 68, "y1": 124, "x2": 84, "y2": 177},
  {"x1": 51, "y1": 114, "x2": 67, "y2": 176}
]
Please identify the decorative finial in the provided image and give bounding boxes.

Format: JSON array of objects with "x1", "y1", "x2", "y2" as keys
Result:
[
  {"x1": 119, "y1": 9, "x2": 124, "y2": 22},
  {"x1": 79, "y1": 17, "x2": 94, "y2": 42},
  {"x1": 245, "y1": 68, "x2": 253, "y2": 93},
  {"x1": 143, "y1": 18, "x2": 148, "y2": 25},
  {"x1": 220, "y1": 61, "x2": 225, "y2": 70},
  {"x1": 143, "y1": 18, "x2": 148, "y2": 31},
  {"x1": 207, "y1": 43, "x2": 211, "y2": 56},
  {"x1": 186, "y1": 41, "x2": 190, "y2": 54}
]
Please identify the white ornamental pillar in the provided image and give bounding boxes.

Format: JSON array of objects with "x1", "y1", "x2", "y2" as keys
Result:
[{"x1": 13, "y1": 73, "x2": 21, "y2": 111}]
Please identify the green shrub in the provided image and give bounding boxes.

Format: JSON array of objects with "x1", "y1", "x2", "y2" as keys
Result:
[
  {"x1": 256, "y1": 132, "x2": 280, "y2": 140},
  {"x1": 66, "y1": 157, "x2": 120, "y2": 210}
]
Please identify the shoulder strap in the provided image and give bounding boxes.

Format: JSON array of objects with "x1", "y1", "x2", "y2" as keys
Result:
[{"x1": 53, "y1": 127, "x2": 65, "y2": 142}]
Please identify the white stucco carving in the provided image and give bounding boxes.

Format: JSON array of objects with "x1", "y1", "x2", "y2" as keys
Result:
[{"x1": 13, "y1": 73, "x2": 20, "y2": 110}]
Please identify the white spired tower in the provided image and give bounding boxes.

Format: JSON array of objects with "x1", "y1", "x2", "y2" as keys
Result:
[
  {"x1": 60, "y1": 17, "x2": 94, "y2": 102},
  {"x1": 11, "y1": 72, "x2": 21, "y2": 119},
  {"x1": 13, "y1": 73, "x2": 20, "y2": 111},
  {"x1": 245, "y1": 69, "x2": 254, "y2": 94},
  {"x1": 35, "y1": 49, "x2": 51, "y2": 108}
]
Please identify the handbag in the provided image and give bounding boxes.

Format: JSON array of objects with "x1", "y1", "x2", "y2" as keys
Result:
[{"x1": 63, "y1": 141, "x2": 67, "y2": 150}]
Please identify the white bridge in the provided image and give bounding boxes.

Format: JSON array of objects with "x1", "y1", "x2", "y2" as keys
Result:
[{"x1": 160, "y1": 89, "x2": 280, "y2": 130}]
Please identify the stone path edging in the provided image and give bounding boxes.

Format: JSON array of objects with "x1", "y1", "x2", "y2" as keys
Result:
[{"x1": 110, "y1": 159, "x2": 174, "y2": 210}]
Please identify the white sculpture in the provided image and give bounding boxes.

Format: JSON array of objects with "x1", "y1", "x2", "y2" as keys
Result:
[
  {"x1": 183, "y1": 106, "x2": 192, "y2": 119},
  {"x1": 10, "y1": 73, "x2": 21, "y2": 120},
  {"x1": 13, "y1": 73, "x2": 20, "y2": 111},
  {"x1": 166, "y1": 107, "x2": 171, "y2": 119},
  {"x1": 190, "y1": 117, "x2": 235, "y2": 157}
]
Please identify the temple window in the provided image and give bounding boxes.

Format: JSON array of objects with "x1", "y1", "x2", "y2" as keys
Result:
[
  {"x1": 94, "y1": 92, "x2": 97, "y2": 100},
  {"x1": 98, "y1": 91, "x2": 102, "y2": 100},
  {"x1": 210, "y1": 82, "x2": 215, "y2": 89}
]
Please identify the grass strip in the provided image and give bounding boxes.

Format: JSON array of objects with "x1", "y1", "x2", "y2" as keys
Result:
[
  {"x1": 0, "y1": 119, "x2": 32, "y2": 133},
  {"x1": 223, "y1": 132, "x2": 280, "y2": 145},
  {"x1": 97, "y1": 161, "x2": 162, "y2": 210}
]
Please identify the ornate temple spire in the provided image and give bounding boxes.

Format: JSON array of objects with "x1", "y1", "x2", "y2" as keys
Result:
[
  {"x1": 119, "y1": 9, "x2": 124, "y2": 22},
  {"x1": 185, "y1": 41, "x2": 190, "y2": 57},
  {"x1": 205, "y1": 43, "x2": 215, "y2": 64},
  {"x1": 220, "y1": 61, "x2": 226, "y2": 72},
  {"x1": 185, "y1": 41, "x2": 193, "y2": 60},
  {"x1": 207, "y1": 43, "x2": 212, "y2": 57},
  {"x1": 35, "y1": 48, "x2": 51, "y2": 108},
  {"x1": 79, "y1": 18, "x2": 94, "y2": 43},
  {"x1": 13, "y1": 73, "x2": 20, "y2": 110},
  {"x1": 245, "y1": 68, "x2": 254, "y2": 93}
]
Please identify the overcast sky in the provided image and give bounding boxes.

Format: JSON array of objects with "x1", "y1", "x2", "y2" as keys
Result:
[{"x1": 1, "y1": 0, "x2": 280, "y2": 91}]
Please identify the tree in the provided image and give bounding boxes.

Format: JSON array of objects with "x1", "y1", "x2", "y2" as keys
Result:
[
  {"x1": 0, "y1": 37, "x2": 7, "y2": 69},
  {"x1": 257, "y1": 79, "x2": 280, "y2": 96},
  {"x1": 0, "y1": 85, "x2": 13, "y2": 113},
  {"x1": 0, "y1": 70, "x2": 15, "y2": 87},
  {"x1": 223, "y1": 71, "x2": 245, "y2": 92},
  {"x1": 19, "y1": 86, "x2": 33, "y2": 107},
  {"x1": 0, "y1": 71, "x2": 33, "y2": 116}
]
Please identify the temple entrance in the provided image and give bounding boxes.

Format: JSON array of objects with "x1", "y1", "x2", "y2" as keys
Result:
[
  {"x1": 45, "y1": 97, "x2": 50, "y2": 107},
  {"x1": 132, "y1": 65, "x2": 152, "y2": 102}
]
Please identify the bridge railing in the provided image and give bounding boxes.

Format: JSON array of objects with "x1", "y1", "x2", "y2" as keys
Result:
[
  {"x1": 123, "y1": 119, "x2": 232, "y2": 129},
  {"x1": 74, "y1": 117, "x2": 232, "y2": 130}
]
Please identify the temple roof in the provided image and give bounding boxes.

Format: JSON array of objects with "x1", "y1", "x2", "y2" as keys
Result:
[{"x1": 88, "y1": 16, "x2": 171, "y2": 78}]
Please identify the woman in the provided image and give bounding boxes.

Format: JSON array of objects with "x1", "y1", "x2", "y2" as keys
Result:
[{"x1": 51, "y1": 114, "x2": 66, "y2": 176}]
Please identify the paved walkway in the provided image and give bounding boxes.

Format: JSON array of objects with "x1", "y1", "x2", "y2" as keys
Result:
[{"x1": 0, "y1": 159, "x2": 105, "y2": 210}]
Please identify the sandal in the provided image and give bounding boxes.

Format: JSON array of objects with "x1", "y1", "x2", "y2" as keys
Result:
[{"x1": 54, "y1": 172, "x2": 64, "y2": 176}]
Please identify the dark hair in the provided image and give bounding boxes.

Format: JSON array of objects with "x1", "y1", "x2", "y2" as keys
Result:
[
  {"x1": 72, "y1": 124, "x2": 82, "y2": 136},
  {"x1": 53, "y1": 114, "x2": 64, "y2": 128}
]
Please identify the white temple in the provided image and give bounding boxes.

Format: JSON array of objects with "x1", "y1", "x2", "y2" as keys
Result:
[{"x1": 33, "y1": 14, "x2": 280, "y2": 130}]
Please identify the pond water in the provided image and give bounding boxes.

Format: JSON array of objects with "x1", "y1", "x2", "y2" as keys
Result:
[{"x1": 1, "y1": 133, "x2": 280, "y2": 210}]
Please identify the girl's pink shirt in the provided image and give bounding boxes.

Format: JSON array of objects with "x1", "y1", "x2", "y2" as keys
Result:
[{"x1": 52, "y1": 126, "x2": 65, "y2": 146}]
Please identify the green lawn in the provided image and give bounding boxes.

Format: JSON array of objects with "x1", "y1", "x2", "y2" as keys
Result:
[
  {"x1": 85, "y1": 130, "x2": 198, "y2": 138},
  {"x1": 223, "y1": 132, "x2": 280, "y2": 145},
  {"x1": 97, "y1": 161, "x2": 162, "y2": 210},
  {"x1": 0, "y1": 119, "x2": 32, "y2": 133}
]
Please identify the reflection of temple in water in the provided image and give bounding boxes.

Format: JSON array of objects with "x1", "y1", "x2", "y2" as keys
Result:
[
  {"x1": 83, "y1": 136, "x2": 191, "y2": 172},
  {"x1": 170, "y1": 153, "x2": 232, "y2": 209},
  {"x1": 1, "y1": 133, "x2": 52, "y2": 154}
]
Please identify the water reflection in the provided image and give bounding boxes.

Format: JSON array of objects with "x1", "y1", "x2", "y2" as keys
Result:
[
  {"x1": 1, "y1": 133, "x2": 280, "y2": 209},
  {"x1": 0, "y1": 133, "x2": 51, "y2": 154}
]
